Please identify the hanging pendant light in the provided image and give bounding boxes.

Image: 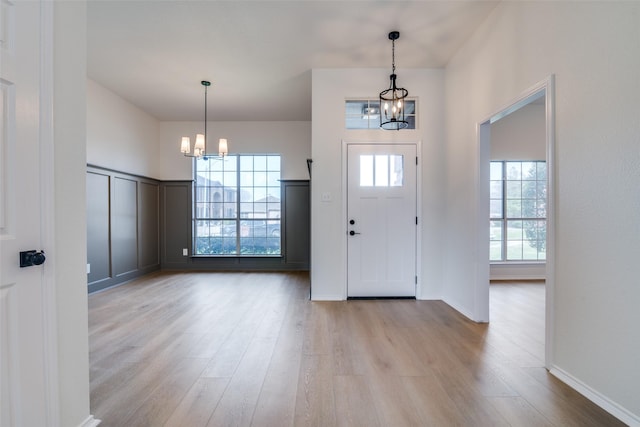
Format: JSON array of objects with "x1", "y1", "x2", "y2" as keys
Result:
[
  {"x1": 180, "y1": 80, "x2": 229, "y2": 159},
  {"x1": 379, "y1": 31, "x2": 409, "y2": 130}
]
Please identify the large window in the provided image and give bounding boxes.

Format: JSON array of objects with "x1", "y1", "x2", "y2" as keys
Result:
[
  {"x1": 490, "y1": 161, "x2": 547, "y2": 262},
  {"x1": 194, "y1": 155, "x2": 281, "y2": 256}
]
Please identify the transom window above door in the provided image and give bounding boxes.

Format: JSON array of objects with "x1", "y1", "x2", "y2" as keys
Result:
[{"x1": 345, "y1": 99, "x2": 416, "y2": 130}]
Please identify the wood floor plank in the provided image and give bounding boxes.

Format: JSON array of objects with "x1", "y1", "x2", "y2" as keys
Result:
[
  {"x1": 294, "y1": 354, "x2": 336, "y2": 427},
  {"x1": 333, "y1": 375, "x2": 381, "y2": 427},
  {"x1": 119, "y1": 357, "x2": 209, "y2": 427},
  {"x1": 402, "y1": 373, "x2": 469, "y2": 425},
  {"x1": 251, "y1": 290, "x2": 306, "y2": 427},
  {"x1": 88, "y1": 273, "x2": 626, "y2": 427},
  {"x1": 163, "y1": 378, "x2": 229, "y2": 427},
  {"x1": 487, "y1": 396, "x2": 554, "y2": 427},
  {"x1": 365, "y1": 373, "x2": 424, "y2": 426},
  {"x1": 206, "y1": 336, "x2": 278, "y2": 427}
]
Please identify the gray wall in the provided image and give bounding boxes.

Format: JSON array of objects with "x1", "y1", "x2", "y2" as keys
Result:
[
  {"x1": 282, "y1": 180, "x2": 310, "y2": 269},
  {"x1": 160, "y1": 180, "x2": 310, "y2": 271},
  {"x1": 87, "y1": 166, "x2": 160, "y2": 292}
]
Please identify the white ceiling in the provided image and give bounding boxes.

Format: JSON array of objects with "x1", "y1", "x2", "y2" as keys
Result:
[{"x1": 87, "y1": 0, "x2": 499, "y2": 122}]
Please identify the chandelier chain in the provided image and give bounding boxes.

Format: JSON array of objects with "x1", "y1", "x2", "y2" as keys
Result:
[
  {"x1": 392, "y1": 38, "x2": 396, "y2": 75},
  {"x1": 204, "y1": 83, "x2": 208, "y2": 150}
]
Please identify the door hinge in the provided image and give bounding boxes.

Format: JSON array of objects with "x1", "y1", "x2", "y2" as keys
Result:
[
  {"x1": 415, "y1": 275, "x2": 418, "y2": 284},
  {"x1": 416, "y1": 217, "x2": 418, "y2": 225},
  {"x1": 416, "y1": 156, "x2": 418, "y2": 165}
]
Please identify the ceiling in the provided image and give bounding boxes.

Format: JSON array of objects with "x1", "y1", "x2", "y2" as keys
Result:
[{"x1": 87, "y1": 0, "x2": 499, "y2": 122}]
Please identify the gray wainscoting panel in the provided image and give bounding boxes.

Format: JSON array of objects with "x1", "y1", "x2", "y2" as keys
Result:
[
  {"x1": 161, "y1": 181, "x2": 192, "y2": 268},
  {"x1": 112, "y1": 177, "x2": 139, "y2": 277},
  {"x1": 282, "y1": 180, "x2": 310, "y2": 269},
  {"x1": 86, "y1": 171, "x2": 111, "y2": 285},
  {"x1": 139, "y1": 181, "x2": 160, "y2": 269},
  {"x1": 87, "y1": 166, "x2": 161, "y2": 293}
]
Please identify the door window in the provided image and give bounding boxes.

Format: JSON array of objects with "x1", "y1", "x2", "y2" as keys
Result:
[{"x1": 359, "y1": 154, "x2": 404, "y2": 187}]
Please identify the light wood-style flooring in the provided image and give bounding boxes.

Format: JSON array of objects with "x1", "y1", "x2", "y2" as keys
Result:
[{"x1": 89, "y1": 272, "x2": 623, "y2": 426}]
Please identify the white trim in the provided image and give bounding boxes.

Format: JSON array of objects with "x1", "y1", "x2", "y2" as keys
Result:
[
  {"x1": 443, "y1": 297, "x2": 479, "y2": 323},
  {"x1": 476, "y1": 75, "x2": 556, "y2": 368},
  {"x1": 39, "y1": 1, "x2": 59, "y2": 425},
  {"x1": 77, "y1": 415, "x2": 101, "y2": 427},
  {"x1": 341, "y1": 140, "x2": 348, "y2": 300},
  {"x1": 309, "y1": 294, "x2": 344, "y2": 301},
  {"x1": 415, "y1": 140, "x2": 422, "y2": 299},
  {"x1": 543, "y1": 75, "x2": 556, "y2": 371},
  {"x1": 550, "y1": 366, "x2": 640, "y2": 426},
  {"x1": 489, "y1": 275, "x2": 545, "y2": 281},
  {"x1": 474, "y1": 120, "x2": 490, "y2": 322}
]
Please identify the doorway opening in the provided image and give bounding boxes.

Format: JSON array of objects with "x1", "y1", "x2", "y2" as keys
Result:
[{"x1": 477, "y1": 76, "x2": 555, "y2": 368}]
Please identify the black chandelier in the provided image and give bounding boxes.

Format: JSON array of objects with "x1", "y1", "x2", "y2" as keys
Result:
[
  {"x1": 379, "y1": 31, "x2": 409, "y2": 130},
  {"x1": 180, "y1": 80, "x2": 229, "y2": 159}
]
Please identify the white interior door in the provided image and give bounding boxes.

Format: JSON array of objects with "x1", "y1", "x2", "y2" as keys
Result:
[
  {"x1": 0, "y1": 1, "x2": 54, "y2": 425},
  {"x1": 347, "y1": 143, "x2": 417, "y2": 297}
]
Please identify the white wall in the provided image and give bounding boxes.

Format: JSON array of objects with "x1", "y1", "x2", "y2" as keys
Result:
[
  {"x1": 491, "y1": 104, "x2": 545, "y2": 160},
  {"x1": 157, "y1": 121, "x2": 311, "y2": 181},
  {"x1": 311, "y1": 68, "x2": 445, "y2": 300},
  {"x1": 490, "y1": 103, "x2": 546, "y2": 280},
  {"x1": 445, "y1": 1, "x2": 640, "y2": 422},
  {"x1": 87, "y1": 79, "x2": 161, "y2": 178},
  {"x1": 54, "y1": 2, "x2": 93, "y2": 426},
  {"x1": 87, "y1": 80, "x2": 310, "y2": 183}
]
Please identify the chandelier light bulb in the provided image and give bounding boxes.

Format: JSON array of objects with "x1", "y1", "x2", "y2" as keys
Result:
[
  {"x1": 181, "y1": 137, "x2": 191, "y2": 154},
  {"x1": 218, "y1": 138, "x2": 228, "y2": 157}
]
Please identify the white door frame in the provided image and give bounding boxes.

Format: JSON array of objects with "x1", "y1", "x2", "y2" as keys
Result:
[
  {"x1": 341, "y1": 140, "x2": 422, "y2": 300},
  {"x1": 476, "y1": 75, "x2": 555, "y2": 368},
  {"x1": 39, "y1": 1, "x2": 61, "y2": 422}
]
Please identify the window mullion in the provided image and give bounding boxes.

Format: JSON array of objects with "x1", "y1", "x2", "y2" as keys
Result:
[
  {"x1": 501, "y1": 161, "x2": 507, "y2": 261},
  {"x1": 235, "y1": 156, "x2": 241, "y2": 254}
]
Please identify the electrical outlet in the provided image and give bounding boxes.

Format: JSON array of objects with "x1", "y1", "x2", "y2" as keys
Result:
[{"x1": 182, "y1": 248, "x2": 188, "y2": 256}]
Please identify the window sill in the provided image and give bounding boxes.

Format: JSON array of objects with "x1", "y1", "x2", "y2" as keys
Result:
[
  {"x1": 191, "y1": 255, "x2": 283, "y2": 259},
  {"x1": 490, "y1": 261, "x2": 545, "y2": 265}
]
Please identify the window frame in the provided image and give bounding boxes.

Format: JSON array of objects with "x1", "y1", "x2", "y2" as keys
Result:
[
  {"x1": 193, "y1": 154, "x2": 282, "y2": 257},
  {"x1": 490, "y1": 160, "x2": 547, "y2": 263}
]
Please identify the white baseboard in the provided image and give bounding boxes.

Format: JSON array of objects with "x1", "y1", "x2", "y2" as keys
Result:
[
  {"x1": 489, "y1": 275, "x2": 546, "y2": 281},
  {"x1": 442, "y1": 297, "x2": 485, "y2": 322},
  {"x1": 417, "y1": 294, "x2": 441, "y2": 301},
  {"x1": 550, "y1": 366, "x2": 640, "y2": 426},
  {"x1": 77, "y1": 415, "x2": 101, "y2": 427},
  {"x1": 310, "y1": 294, "x2": 344, "y2": 301}
]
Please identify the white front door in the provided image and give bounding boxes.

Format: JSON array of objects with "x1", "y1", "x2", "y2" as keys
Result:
[
  {"x1": 347, "y1": 143, "x2": 417, "y2": 297},
  {"x1": 0, "y1": 1, "x2": 55, "y2": 425}
]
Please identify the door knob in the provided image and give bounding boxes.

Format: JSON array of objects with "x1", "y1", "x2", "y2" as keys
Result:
[
  {"x1": 349, "y1": 230, "x2": 361, "y2": 236},
  {"x1": 20, "y1": 250, "x2": 46, "y2": 268}
]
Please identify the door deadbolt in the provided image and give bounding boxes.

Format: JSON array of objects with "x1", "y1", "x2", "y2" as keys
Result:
[{"x1": 349, "y1": 219, "x2": 355, "y2": 225}]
